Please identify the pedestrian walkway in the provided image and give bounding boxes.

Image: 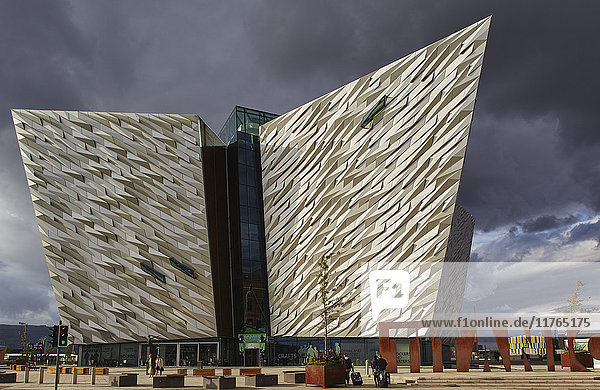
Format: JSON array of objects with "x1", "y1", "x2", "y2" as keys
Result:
[{"x1": 1, "y1": 365, "x2": 599, "y2": 389}]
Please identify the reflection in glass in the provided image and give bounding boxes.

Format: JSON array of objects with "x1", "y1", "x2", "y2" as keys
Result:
[
  {"x1": 179, "y1": 344, "x2": 197, "y2": 367},
  {"x1": 119, "y1": 343, "x2": 138, "y2": 367},
  {"x1": 100, "y1": 344, "x2": 119, "y2": 366},
  {"x1": 198, "y1": 344, "x2": 219, "y2": 365},
  {"x1": 158, "y1": 344, "x2": 177, "y2": 367}
]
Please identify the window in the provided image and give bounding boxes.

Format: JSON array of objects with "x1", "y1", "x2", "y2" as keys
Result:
[
  {"x1": 239, "y1": 185, "x2": 248, "y2": 206},
  {"x1": 240, "y1": 206, "x2": 248, "y2": 222},
  {"x1": 360, "y1": 95, "x2": 390, "y2": 129},
  {"x1": 140, "y1": 262, "x2": 166, "y2": 283},
  {"x1": 248, "y1": 188, "x2": 258, "y2": 206},
  {"x1": 248, "y1": 207, "x2": 260, "y2": 224},
  {"x1": 169, "y1": 257, "x2": 197, "y2": 279},
  {"x1": 239, "y1": 165, "x2": 247, "y2": 185},
  {"x1": 249, "y1": 224, "x2": 260, "y2": 241}
]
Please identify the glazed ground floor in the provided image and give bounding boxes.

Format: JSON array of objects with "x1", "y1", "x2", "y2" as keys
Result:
[
  {"x1": 76, "y1": 337, "x2": 453, "y2": 367},
  {"x1": 3, "y1": 364, "x2": 600, "y2": 389}
]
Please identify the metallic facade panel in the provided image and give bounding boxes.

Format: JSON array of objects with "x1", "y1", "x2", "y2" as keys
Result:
[
  {"x1": 261, "y1": 18, "x2": 490, "y2": 337},
  {"x1": 12, "y1": 110, "x2": 218, "y2": 344}
]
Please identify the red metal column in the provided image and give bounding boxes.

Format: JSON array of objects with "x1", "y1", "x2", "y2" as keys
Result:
[
  {"x1": 523, "y1": 332, "x2": 533, "y2": 372},
  {"x1": 455, "y1": 337, "x2": 474, "y2": 372},
  {"x1": 589, "y1": 335, "x2": 600, "y2": 360},
  {"x1": 567, "y1": 336, "x2": 588, "y2": 372},
  {"x1": 493, "y1": 328, "x2": 511, "y2": 372},
  {"x1": 483, "y1": 352, "x2": 491, "y2": 372},
  {"x1": 523, "y1": 353, "x2": 533, "y2": 371},
  {"x1": 543, "y1": 332, "x2": 555, "y2": 371},
  {"x1": 379, "y1": 336, "x2": 397, "y2": 373},
  {"x1": 409, "y1": 338, "x2": 420, "y2": 373},
  {"x1": 432, "y1": 338, "x2": 443, "y2": 372}
]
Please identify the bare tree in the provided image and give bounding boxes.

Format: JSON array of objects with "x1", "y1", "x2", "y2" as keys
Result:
[
  {"x1": 564, "y1": 280, "x2": 597, "y2": 313},
  {"x1": 317, "y1": 252, "x2": 351, "y2": 352},
  {"x1": 18, "y1": 323, "x2": 30, "y2": 358}
]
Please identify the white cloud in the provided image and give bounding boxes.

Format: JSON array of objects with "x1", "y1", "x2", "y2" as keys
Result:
[{"x1": 464, "y1": 213, "x2": 600, "y2": 319}]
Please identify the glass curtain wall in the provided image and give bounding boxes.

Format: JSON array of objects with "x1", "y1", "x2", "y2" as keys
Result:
[{"x1": 218, "y1": 107, "x2": 278, "y2": 340}]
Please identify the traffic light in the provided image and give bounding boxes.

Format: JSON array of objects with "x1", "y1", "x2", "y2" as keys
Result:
[
  {"x1": 50, "y1": 325, "x2": 59, "y2": 347},
  {"x1": 58, "y1": 325, "x2": 68, "y2": 347}
]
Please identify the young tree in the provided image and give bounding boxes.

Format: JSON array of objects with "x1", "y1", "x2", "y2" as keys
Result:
[
  {"x1": 317, "y1": 252, "x2": 351, "y2": 352},
  {"x1": 564, "y1": 281, "x2": 597, "y2": 313},
  {"x1": 18, "y1": 323, "x2": 30, "y2": 358}
]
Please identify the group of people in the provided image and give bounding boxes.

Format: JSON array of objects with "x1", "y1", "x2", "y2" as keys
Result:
[
  {"x1": 371, "y1": 354, "x2": 389, "y2": 387},
  {"x1": 145, "y1": 354, "x2": 165, "y2": 376},
  {"x1": 342, "y1": 353, "x2": 388, "y2": 387},
  {"x1": 144, "y1": 350, "x2": 386, "y2": 385}
]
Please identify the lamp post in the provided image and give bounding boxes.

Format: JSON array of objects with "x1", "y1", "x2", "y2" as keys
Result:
[{"x1": 146, "y1": 335, "x2": 158, "y2": 374}]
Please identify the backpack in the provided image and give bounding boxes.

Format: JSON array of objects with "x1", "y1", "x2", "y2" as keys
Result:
[{"x1": 371, "y1": 358, "x2": 379, "y2": 371}]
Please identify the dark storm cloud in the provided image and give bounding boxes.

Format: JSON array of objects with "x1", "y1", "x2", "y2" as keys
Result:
[
  {"x1": 241, "y1": 0, "x2": 600, "y2": 229},
  {"x1": 472, "y1": 214, "x2": 600, "y2": 265},
  {"x1": 566, "y1": 220, "x2": 600, "y2": 246},
  {"x1": 2, "y1": 0, "x2": 599, "y2": 230},
  {"x1": 520, "y1": 215, "x2": 579, "y2": 233},
  {"x1": 0, "y1": 1, "x2": 88, "y2": 110},
  {"x1": 1, "y1": 0, "x2": 599, "y2": 323}
]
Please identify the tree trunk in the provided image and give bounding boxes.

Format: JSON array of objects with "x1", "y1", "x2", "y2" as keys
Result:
[{"x1": 324, "y1": 316, "x2": 328, "y2": 352}]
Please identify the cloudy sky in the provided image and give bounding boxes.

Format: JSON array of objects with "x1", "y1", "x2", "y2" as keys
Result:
[{"x1": 0, "y1": 1, "x2": 599, "y2": 325}]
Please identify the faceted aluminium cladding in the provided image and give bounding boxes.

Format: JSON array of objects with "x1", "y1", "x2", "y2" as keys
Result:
[
  {"x1": 261, "y1": 18, "x2": 489, "y2": 337},
  {"x1": 12, "y1": 110, "x2": 222, "y2": 344}
]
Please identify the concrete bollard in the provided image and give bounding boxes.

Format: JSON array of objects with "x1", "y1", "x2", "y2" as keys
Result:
[
  {"x1": 72, "y1": 370, "x2": 78, "y2": 384},
  {"x1": 24, "y1": 367, "x2": 30, "y2": 383},
  {"x1": 91, "y1": 369, "x2": 96, "y2": 385},
  {"x1": 38, "y1": 368, "x2": 44, "y2": 384}
]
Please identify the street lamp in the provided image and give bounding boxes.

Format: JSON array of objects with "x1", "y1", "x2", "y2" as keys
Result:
[{"x1": 146, "y1": 335, "x2": 159, "y2": 370}]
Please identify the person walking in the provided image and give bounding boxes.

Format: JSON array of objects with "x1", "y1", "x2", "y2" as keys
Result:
[
  {"x1": 145, "y1": 354, "x2": 152, "y2": 376},
  {"x1": 155, "y1": 355, "x2": 164, "y2": 376},
  {"x1": 343, "y1": 354, "x2": 354, "y2": 385},
  {"x1": 377, "y1": 355, "x2": 388, "y2": 387},
  {"x1": 371, "y1": 355, "x2": 380, "y2": 386}
]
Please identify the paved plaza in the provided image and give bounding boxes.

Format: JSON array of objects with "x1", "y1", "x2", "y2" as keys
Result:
[{"x1": 1, "y1": 365, "x2": 600, "y2": 389}]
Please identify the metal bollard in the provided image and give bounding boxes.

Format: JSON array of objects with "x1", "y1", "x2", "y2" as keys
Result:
[
  {"x1": 38, "y1": 368, "x2": 44, "y2": 384},
  {"x1": 72, "y1": 369, "x2": 78, "y2": 384},
  {"x1": 24, "y1": 367, "x2": 30, "y2": 383},
  {"x1": 91, "y1": 369, "x2": 96, "y2": 385}
]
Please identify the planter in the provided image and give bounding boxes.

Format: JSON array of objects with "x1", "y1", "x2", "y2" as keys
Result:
[
  {"x1": 305, "y1": 365, "x2": 345, "y2": 387},
  {"x1": 561, "y1": 353, "x2": 594, "y2": 368}
]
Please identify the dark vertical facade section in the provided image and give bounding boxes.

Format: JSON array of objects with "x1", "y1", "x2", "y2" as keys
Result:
[
  {"x1": 202, "y1": 146, "x2": 234, "y2": 337},
  {"x1": 227, "y1": 142, "x2": 244, "y2": 336},
  {"x1": 444, "y1": 203, "x2": 475, "y2": 264},
  {"x1": 434, "y1": 203, "x2": 475, "y2": 349},
  {"x1": 218, "y1": 107, "x2": 278, "y2": 336}
]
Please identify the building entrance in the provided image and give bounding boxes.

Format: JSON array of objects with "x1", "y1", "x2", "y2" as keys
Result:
[{"x1": 244, "y1": 348, "x2": 259, "y2": 366}]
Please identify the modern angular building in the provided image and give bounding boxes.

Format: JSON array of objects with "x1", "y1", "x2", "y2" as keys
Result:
[{"x1": 12, "y1": 17, "x2": 488, "y2": 367}]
